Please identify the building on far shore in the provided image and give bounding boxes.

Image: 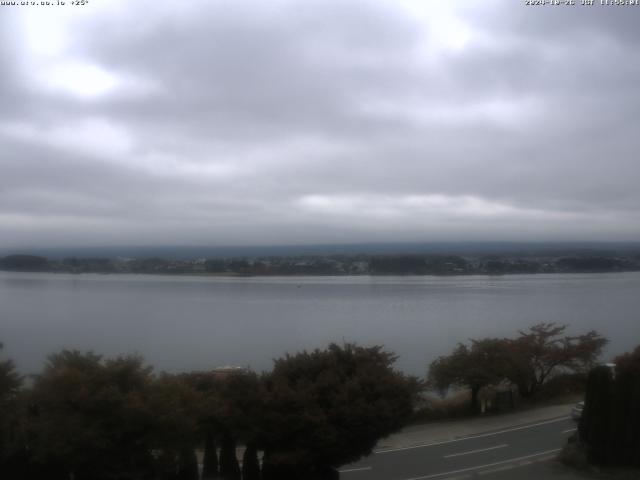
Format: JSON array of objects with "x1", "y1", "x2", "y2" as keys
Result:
[{"x1": 211, "y1": 366, "x2": 250, "y2": 379}]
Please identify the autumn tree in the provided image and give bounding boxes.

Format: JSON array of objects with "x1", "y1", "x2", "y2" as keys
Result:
[
  {"x1": 428, "y1": 338, "x2": 511, "y2": 413},
  {"x1": 507, "y1": 323, "x2": 607, "y2": 398},
  {"x1": 260, "y1": 343, "x2": 420, "y2": 479},
  {"x1": 428, "y1": 324, "x2": 608, "y2": 411}
]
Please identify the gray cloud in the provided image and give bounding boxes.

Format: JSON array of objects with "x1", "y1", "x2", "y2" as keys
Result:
[{"x1": 1, "y1": 0, "x2": 640, "y2": 247}]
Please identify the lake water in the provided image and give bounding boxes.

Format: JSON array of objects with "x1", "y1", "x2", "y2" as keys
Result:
[{"x1": 1, "y1": 271, "x2": 639, "y2": 376}]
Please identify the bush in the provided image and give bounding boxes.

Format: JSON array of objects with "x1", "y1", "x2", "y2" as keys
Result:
[
  {"x1": 559, "y1": 437, "x2": 589, "y2": 470},
  {"x1": 411, "y1": 391, "x2": 473, "y2": 423},
  {"x1": 533, "y1": 373, "x2": 587, "y2": 402},
  {"x1": 261, "y1": 343, "x2": 420, "y2": 473}
]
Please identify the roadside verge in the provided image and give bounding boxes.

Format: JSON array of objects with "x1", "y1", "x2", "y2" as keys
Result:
[{"x1": 376, "y1": 403, "x2": 573, "y2": 452}]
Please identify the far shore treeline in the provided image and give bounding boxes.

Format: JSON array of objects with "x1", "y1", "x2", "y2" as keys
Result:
[
  {"x1": 1, "y1": 249, "x2": 640, "y2": 276},
  {"x1": 1, "y1": 323, "x2": 628, "y2": 480}
]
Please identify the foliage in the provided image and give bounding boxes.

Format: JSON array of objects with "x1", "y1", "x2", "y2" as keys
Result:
[
  {"x1": 0, "y1": 254, "x2": 49, "y2": 271},
  {"x1": 428, "y1": 338, "x2": 511, "y2": 413},
  {"x1": 0, "y1": 343, "x2": 23, "y2": 468},
  {"x1": 508, "y1": 323, "x2": 607, "y2": 398},
  {"x1": 201, "y1": 431, "x2": 219, "y2": 480},
  {"x1": 242, "y1": 443, "x2": 261, "y2": 480},
  {"x1": 2, "y1": 342, "x2": 422, "y2": 478},
  {"x1": 615, "y1": 345, "x2": 640, "y2": 375},
  {"x1": 579, "y1": 366, "x2": 614, "y2": 465},
  {"x1": 556, "y1": 257, "x2": 633, "y2": 273},
  {"x1": 578, "y1": 347, "x2": 640, "y2": 468},
  {"x1": 411, "y1": 391, "x2": 474, "y2": 423},
  {"x1": 26, "y1": 351, "x2": 197, "y2": 480},
  {"x1": 611, "y1": 346, "x2": 640, "y2": 467},
  {"x1": 219, "y1": 433, "x2": 241, "y2": 480},
  {"x1": 260, "y1": 343, "x2": 420, "y2": 475},
  {"x1": 61, "y1": 257, "x2": 114, "y2": 273},
  {"x1": 176, "y1": 447, "x2": 199, "y2": 480},
  {"x1": 182, "y1": 369, "x2": 263, "y2": 479},
  {"x1": 369, "y1": 256, "x2": 428, "y2": 274},
  {"x1": 2, "y1": 250, "x2": 639, "y2": 276},
  {"x1": 146, "y1": 373, "x2": 202, "y2": 470},
  {"x1": 0, "y1": 342, "x2": 22, "y2": 401},
  {"x1": 28, "y1": 352, "x2": 152, "y2": 478},
  {"x1": 427, "y1": 323, "x2": 608, "y2": 412},
  {"x1": 531, "y1": 372, "x2": 587, "y2": 402},
  {"x1": 211, "y1": 370, "x2": 265, "y2": 444}
]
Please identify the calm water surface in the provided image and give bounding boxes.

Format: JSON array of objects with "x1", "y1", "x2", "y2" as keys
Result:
[{"x1": 1, "y1": 271, "x2": 639, "y2": 376}]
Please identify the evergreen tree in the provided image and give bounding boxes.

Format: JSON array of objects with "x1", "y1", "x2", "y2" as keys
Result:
[
  {"x1": 177, "y1": 447, "x2": 199, "y2": 480},
  {"x1": 242, "y1": 443, "x2": 261, "y2": 480},
  {"x1": 579, "y1": 365, "x2": 614, "y2": 465},
  {"x1": 202, "y1": 431, "x2": 219, "y2": 479},
  {"x1": 0, "y1": 342, "x2": 24, "y2": 478},
  {"x1": 578, "y1": 347, "x2": 640, "y2": 467},
  {"x1": 219, "y1": 432, "x2": 241, "y2": 480},
  {"x1": 612, "y1": 346, "x2": 640, "y2": 466}
]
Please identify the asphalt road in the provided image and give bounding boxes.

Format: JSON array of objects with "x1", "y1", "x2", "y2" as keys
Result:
[{"x1": 339, "y1": 416, "x2": 577, "y2": 480}]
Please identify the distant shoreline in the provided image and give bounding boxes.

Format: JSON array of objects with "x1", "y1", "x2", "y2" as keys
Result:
[{"x1": 2, "y1": 250, "x2": 640, "y2": 278}]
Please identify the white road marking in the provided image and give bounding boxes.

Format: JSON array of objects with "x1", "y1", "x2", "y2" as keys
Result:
[
  {"x1": 443, "y1": 444, "x2": 508, "y2": 459},
  {"x1": 562, "y1": 428, "x2": 577, "y2": 434},
  {"x1": 478, "y1": 464, "x2": 514, "y2": 475},
  {"x1": 377, "y1": 416, "x2": 570, "y2": 454},
  {"x1": 339, "y1": 466, "x2": 372, "y2": 473},
  {"x1": 401, "y1": 448, "x2": 562, "y2": 480},
  {"x1": 535, "y1": 454, "x2": 558, "y2": 462}
]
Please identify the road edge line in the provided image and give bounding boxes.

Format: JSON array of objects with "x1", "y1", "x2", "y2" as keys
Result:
[
  {"x1": 402, "y1": 448, "x2": 562, "y2": 480},
  {"x1": 376, "y1": 416, "x2": 570, "y2": 454}
]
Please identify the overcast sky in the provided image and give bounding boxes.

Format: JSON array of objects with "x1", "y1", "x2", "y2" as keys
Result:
[{"x1": 1, "y1": 0, "x2": 639, "y2": 248}]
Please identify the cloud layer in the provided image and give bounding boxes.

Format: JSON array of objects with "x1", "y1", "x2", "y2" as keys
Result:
[{"x1": 2, "y1": 0, "x2": 640, "y2": 247}]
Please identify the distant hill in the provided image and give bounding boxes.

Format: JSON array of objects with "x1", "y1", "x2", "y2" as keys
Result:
[
  {"x1": 1, "y1": 241, "x2": 640, "y2": 260},
  {"x1": 0, "y1": 254, "x2": 50, "y2": 271}
]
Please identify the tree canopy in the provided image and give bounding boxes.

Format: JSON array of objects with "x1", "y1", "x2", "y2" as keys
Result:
[
  {"x1": 0, "y1": 343, "x2": 21, "y2": 400},
  {"x1": 428, "y1": 323, "x2": 608, "y2": 412},
  {"x1": 0, "y1": 255, "x2": 49, "y2": 271},
  {"x1": 508, "y1": 323, "x2": 608, "y2": 397},
  {"x1": 1, "y1": 341, "x2": 421, "y2": 480},
  {"x1": 428, "y1": 338, "x2": 511, "y2": 413},
  {"x1": 260, "y1": 343, "x2": 420, "y2": 478},
  {"x1": 26, "y1": 351, "x2": 175, "y2": 480},
  {"x1": 578, "y1": 345, "x2": 640, "y2": 467},
  {"x1": 0, "y1": 343, "x2": 23, "y2": 470},
  {"x1": 614, "y1": 344, "x2": 640, "y2": 375}
]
